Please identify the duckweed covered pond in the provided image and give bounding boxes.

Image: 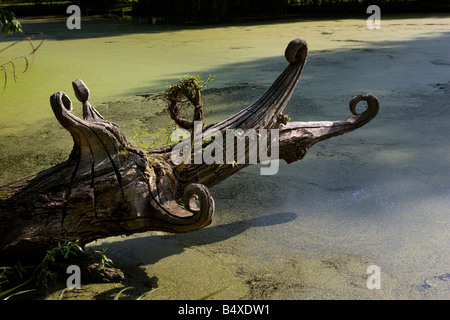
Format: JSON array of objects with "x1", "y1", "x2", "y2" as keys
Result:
[{"x1": 1, "y1": 14, "x2": 449, "y2": 299}]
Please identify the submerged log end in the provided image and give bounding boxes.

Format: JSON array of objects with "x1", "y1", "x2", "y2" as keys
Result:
[{"x1": 285, "y1": 38, "x2": 308, "y2": 64}]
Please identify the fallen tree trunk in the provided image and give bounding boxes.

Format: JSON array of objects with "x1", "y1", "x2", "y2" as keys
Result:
[{"x1": 0, "y1": 39, "x2": 379, "y2": 264}]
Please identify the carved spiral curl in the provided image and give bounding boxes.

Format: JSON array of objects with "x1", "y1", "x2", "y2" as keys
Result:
[
  {"x1": 285, "y1": 38, "x2": 308, "y2": 64},
  {"x1": 348, "y1": 93, "x2": 380, "y2": 125},
  {"x1": 182, "y1": 183, "x2": 214, "y2": 217}
]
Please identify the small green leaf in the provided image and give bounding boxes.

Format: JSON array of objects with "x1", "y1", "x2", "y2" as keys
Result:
[{"x1": 0, "y1": 278, "x2": 33, "y2": 299}]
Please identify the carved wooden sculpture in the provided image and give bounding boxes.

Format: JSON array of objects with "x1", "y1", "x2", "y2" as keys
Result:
[{"x1": 0, "y1": 39, "x2": 379, "y2": 264}]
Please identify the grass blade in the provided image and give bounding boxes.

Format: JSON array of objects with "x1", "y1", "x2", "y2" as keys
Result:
[
  {"x1": 114, "y1": 286, "x2": 132, "y2": 300},
  {"x1": 136, "y1": 287, "x2": 159, "y2": 300},
  {"x1": 3, "y1": 288, "x2": 36, "y2": 300}
]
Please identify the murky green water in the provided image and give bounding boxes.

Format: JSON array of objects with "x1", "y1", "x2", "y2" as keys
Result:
[{"x1": 1, "y1": 14, "x2": 449, "y2": 300}]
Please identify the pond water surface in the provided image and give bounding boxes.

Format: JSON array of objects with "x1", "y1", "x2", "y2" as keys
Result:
[{"x1": 0, "y1": 14, "x2": 449, "y2": 300}]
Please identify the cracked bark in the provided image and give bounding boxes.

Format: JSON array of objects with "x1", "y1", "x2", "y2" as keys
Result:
[{"x1": 0, "y1": 39, "x2": 379, "y2": 264}]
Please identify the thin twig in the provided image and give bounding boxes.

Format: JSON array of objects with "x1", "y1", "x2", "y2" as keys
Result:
[{"x1": 0, "y1": 32, "x2": 44, "y2": 91}]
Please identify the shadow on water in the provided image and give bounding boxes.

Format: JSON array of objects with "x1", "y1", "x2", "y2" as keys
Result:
[
  {"x1": 1, "y1": 16, "x2": 351, "y2": 42},
  {"x1": 88, "y1": 211, "x2": 298, "y2": 265},
  {"x1": 67, "y1": 211, "x2": 297, "y2": 300},
  {"x1": 1, "y1": 13, "x2": 449, "y2": 43}
]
